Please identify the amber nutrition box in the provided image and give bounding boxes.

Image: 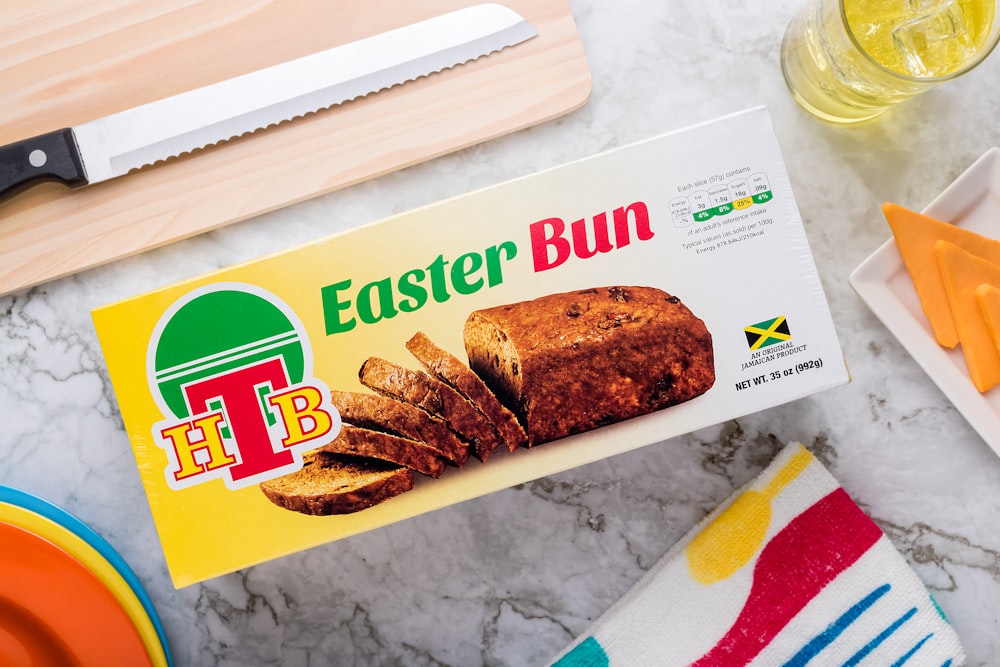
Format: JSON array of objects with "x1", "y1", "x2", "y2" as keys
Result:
[{"x1": 93, "y1": 106, "x2": 849, "y2": 587}]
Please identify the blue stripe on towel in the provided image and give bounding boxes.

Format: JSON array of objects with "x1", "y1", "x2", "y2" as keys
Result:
[
  {"x1": 842, "y1": 607, "x2": 918, "y2": 667},
  {"x1": 889, "y1": 633, "x2": 932, "y2": 667},
  {"x1": 782, "y1": 584, "x2": 891, "y2": 667},
  {"x1": 552, "y1": 637, "x2": 608, "y2": 667}
]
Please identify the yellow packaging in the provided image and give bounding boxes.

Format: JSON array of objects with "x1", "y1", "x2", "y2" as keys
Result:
[{"x1": 93, "y1": 107, "x2": 849, "y2": 587}]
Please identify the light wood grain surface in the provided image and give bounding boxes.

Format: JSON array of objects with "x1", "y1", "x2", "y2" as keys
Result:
[{"x1": 0, "y1": 0, "x2": 591, "y2": 296}]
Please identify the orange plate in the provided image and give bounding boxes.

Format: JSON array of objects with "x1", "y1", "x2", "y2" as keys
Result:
[{"x1": 0, "y1": 521, "x2": 152, "y2": 667}]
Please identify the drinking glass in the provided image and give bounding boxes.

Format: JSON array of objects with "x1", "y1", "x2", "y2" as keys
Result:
[{"x1": 781, "y1": 0, "x2": 1000, "y2": 123}]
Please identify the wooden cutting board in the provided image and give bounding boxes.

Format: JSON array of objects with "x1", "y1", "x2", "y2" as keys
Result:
[{"x1": 0, "y1": 0, "x2": 590, "y2": 296}]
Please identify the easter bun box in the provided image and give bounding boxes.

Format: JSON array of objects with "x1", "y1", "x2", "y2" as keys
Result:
[{"x1": 93, "y1": 107, "x2": 849, "y2": 587}]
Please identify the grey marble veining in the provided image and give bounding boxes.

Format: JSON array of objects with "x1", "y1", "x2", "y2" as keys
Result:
[{"x1": 3, "y1": 0, "x2": 1000, "y2": 665}]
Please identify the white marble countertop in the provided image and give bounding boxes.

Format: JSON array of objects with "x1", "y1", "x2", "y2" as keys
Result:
[{"x1": 3, "y1": 1, "x2": 1000, "y2": 665}]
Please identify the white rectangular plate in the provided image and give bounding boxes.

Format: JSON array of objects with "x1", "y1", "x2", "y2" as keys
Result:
[{"x1": 850, "y1": 148, "x2": 1000, "y2": 455}]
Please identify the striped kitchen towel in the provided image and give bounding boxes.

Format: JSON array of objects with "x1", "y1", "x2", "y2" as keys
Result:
[{"x1": 548, "y1": 443, "x2": 965, "y2": 667}]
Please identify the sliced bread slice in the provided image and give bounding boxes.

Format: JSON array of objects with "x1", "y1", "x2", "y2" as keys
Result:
[
  {"x1": 330, "y1": 389, "x2": 470, "y2": 467},
  {"x1": 406, "y1": 331, "x2": 527, "y2": 453},
  {"x1": 359, "y1": 356, "x2": 504, "y2": 461},
  {"x1": 320, "y1": 424, "x2": 446, "y2": 478},
  {"x1": 259, "y1": 450, "x2": 414, "y2": 516}
]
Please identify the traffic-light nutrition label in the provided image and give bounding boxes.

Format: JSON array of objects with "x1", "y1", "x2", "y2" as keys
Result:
[{"x1": 673, "y1": 168, "x2": 776, "y2": 255}]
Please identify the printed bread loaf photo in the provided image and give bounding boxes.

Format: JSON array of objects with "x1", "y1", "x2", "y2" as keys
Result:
[{"x1": 464, "y1": 286, "x2": 715, "y2": 446}]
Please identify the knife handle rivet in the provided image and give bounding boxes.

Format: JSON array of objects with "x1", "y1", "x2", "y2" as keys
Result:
[{"x1": 28, "y1": 149, "x2": 47, "y2": 168}]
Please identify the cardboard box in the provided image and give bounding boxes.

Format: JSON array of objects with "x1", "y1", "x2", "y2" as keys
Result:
[{"x1": 93, "y1": 107, "x2": 849, "y2": 587}]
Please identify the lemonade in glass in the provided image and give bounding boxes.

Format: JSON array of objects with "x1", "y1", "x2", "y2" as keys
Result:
[{"x1": 781, "y1": 0, "x2": 1000, "y2": 123}]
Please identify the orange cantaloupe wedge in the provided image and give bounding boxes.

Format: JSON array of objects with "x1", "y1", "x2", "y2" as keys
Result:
[
  {"x1": 977, "y1": 284, "x2": 1000, "y2": 360},
  {"x1": 882, "y1": 202, "x2": 1000, "y2": 349},
  {"x1": 935, "y1": 241, "x2": 1000, "y2": 393}
]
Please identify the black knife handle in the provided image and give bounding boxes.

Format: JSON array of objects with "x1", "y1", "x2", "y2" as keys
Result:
[{"x1": 0, "y1": 128, "x2": 88, "y2": 200}]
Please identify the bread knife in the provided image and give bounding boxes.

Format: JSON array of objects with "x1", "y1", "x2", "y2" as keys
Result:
[{"x1": 0, "y1": 4, "x2": 535, "y2": 201}]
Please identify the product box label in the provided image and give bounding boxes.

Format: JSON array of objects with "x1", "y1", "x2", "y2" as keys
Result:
[{"x1": 93, "y1": 107, "x2": 849, "y2": 587}]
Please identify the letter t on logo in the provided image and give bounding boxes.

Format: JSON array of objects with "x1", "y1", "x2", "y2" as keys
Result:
[{"x1": 183, "y1": 358, "x2": 293, "y2": 484}]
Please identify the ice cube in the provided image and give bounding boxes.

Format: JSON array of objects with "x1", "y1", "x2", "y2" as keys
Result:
[{"x1": 891, "y1": 0, "x2": 976, "y2": 76}]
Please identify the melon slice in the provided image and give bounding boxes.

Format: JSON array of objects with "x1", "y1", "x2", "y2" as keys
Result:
[
  {"x1": 935, "y1": 241, "x2": 1000, "y2": 393},
  {"x1": 882, "y1": 202, "x2": 1000, "y2": 348}
]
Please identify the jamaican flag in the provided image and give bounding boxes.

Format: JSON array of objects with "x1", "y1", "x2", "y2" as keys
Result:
[{"x1": 745, "y1": 316, "x2": 790, "y2": 350}]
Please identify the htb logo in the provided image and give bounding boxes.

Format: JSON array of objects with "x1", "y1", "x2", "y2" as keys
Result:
[{"x1": 147, "y1": 283, "x2": 341, "y2": 490}]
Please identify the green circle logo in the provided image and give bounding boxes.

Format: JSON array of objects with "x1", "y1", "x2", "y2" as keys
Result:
[{"x1": 149, "y1": 284, "x2": 308, "y2": 419}]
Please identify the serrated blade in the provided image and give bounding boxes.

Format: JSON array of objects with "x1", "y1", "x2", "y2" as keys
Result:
[{"x1": 71, "y1": 4, "x2": 535, "y2": 184}]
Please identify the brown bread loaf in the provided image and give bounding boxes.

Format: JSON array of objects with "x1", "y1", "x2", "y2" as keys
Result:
[
  {"x1": 330, "y1": 389, "x2": 470, "y2": 467},
  {"x1": 358, "y1": 356, "x2": 504, "y2": 461},
  {"x1": 463, "y1": 286, "x2": 715, "y2": 446},
  {"x1": 405, "y1": 331, "x2": 527, "y2": 453},
  {"x1": 259, "y1": 450, "x2": 414, "y2": 516},
  {"x1": 319, "y1": 425, "x2": 446, "y2": 478}
]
